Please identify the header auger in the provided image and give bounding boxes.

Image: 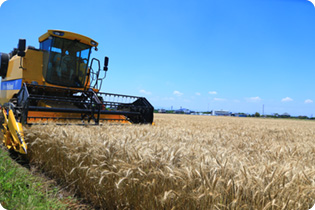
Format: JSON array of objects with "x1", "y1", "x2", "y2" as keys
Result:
[{"x1": 0, "y1": 30, "x2": 154, "y2": 154}]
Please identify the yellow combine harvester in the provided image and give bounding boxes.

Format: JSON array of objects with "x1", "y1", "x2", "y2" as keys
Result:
[{"x1": 0, "y1": 30, "x2": 154, "y2": 154}]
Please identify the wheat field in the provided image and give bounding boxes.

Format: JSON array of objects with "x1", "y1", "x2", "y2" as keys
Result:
[{"x1": 24, "y1": 114, "x2": 315, "y2": 209}]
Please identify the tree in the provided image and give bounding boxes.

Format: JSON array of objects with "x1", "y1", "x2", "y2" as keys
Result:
[{"x1": 254, "y1": 112, "x2": 260, "y2": 117}]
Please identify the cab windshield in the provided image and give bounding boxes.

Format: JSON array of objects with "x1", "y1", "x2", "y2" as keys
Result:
[{"x1": 41, "y1": 37, "x2": 91, "y2": 88}]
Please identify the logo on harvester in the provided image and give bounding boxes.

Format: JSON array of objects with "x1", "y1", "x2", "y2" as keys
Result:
[
  {"x1": 0, "y1": 0, "x2": 7, "y2": 7},
  {"x1": 0, "y1": 79, "x2": 22, "y2": 90},
  {"x1": 308, "y1": 0, "x2": 315, "y2": 7}
]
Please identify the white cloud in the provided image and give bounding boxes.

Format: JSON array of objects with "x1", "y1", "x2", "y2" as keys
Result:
[
  {"x1": 139, "y1": 89, "x2": 151, "y2": 95},
  {"x1": 305, "y1": 99, "x2": 313, "y2": 104},
  {"x1": 0, "y1": 0, "x2": 8, "y2": 8},
  {"x1": 195, "y1": 92, "x2": 201, "y2": 96},
  {"x1": 173, "y1": 90, "x2": 183, "y2": 96},
  {"x1": 281, "y1": 97, "x2": 293, "y2": 102},
  {"x1": 246, "y1": 96, "x2": 262, "y2": 103},
  {"x1": 213, "y1": 98, "x2": 226, "y2": 101},
  {"x1": 208, "y1": 91, "x2": 217, "y2": 95}
]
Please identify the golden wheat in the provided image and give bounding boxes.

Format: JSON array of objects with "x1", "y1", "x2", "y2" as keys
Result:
[{"x1": 24, "y1": 114, "x2": 315, "y2": 209}]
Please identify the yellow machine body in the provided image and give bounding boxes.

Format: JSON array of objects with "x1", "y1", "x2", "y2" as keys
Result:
[
  {"x1": 0, "y1": 30, "x2": 98, "y2": 104},
  {"x1": 0, "y1": 50, "x2": 43, "y2": 104},
  {"x1": 0, "y1": 30, "x2": 153, "y2": 154}
]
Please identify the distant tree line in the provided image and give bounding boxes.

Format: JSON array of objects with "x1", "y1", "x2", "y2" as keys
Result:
[{"x1": 155, "y1": 109, "x2": 315, "y2": 120}]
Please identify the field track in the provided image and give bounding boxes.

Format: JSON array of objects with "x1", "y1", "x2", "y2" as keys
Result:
[{"x1": 24, "y1": 114, "x2": 315, "y2": 209}]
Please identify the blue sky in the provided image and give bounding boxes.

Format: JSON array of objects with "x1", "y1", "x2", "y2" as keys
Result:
[{"x1": 1, "y1": 0, "x2": 315, "y2": 116}]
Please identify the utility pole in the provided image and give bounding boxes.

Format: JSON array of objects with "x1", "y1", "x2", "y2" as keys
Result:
[{"x1": 262, "y1": 104, "x2": 264, "y2": 117}]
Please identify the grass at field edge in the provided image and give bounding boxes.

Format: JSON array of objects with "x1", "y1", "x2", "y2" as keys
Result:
[{"x1": 0, "y1": 147, "x2": 91, "y2": 210}]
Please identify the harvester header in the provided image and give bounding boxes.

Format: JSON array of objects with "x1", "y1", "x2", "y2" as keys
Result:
[{"x1": 0, "y1": 29, "x2": 154, "y2": 154}]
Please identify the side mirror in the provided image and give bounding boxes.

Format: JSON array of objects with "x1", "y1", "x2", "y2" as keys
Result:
[
  {"x1": 17, "y1": 39, "x2": 26, "y2": 57},
  {"x1": 103, "y1": 56, "x2": 109, "y2": 71}
]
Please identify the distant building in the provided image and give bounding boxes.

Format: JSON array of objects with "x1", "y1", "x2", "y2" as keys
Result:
[
  {"x1": 234, "y1": 113, "x2": 247, "y2": 117},
  {"x1": 158, "y1": 109, "x2": 166, "y2": 113},
  {"x1": 174, "y1": 108, "x2": 191, "y2": 114},
  {"x1": 191, "y1": 112, "x2": 204, "y2": 115},
  {"x1": 212, "y1": 110, "x2": 231, "y2": 116}
]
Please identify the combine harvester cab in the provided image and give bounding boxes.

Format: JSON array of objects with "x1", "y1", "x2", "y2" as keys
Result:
[{"x1": 0, "y1": 30, "x2": 154, "y2": 154}]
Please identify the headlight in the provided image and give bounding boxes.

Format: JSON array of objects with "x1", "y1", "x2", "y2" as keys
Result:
[
  {"x1": 91, "y1": 40, "x2": 97, "y2": 46},
  {"x1": 53, "y1": 31, "x2": 64, "y2": 36}
]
